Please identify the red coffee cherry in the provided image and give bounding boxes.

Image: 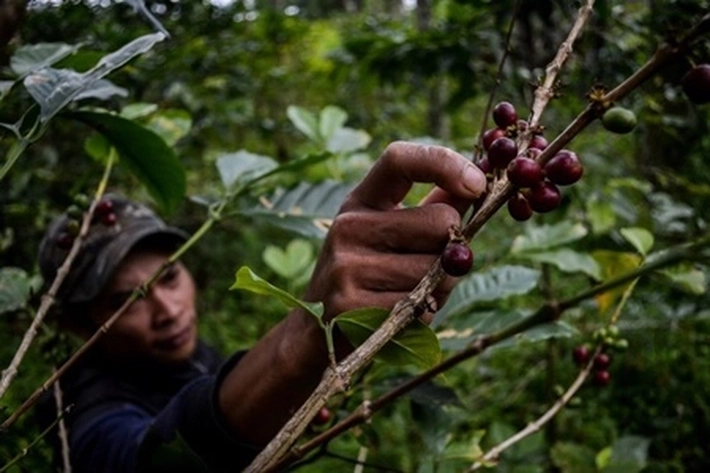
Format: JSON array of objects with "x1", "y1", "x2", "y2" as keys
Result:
[
  {"x1": 312, "y1": 407, "x2": 332, "y2": 426},
  {"x1": 492, "y1": 101, "x2": 518, "y2": 128},
  {"x1": 488, "y1": 137, "x2": 518, "y2": 169},
  {"x1": 95, "y1": 199, "x2": 114, "y2": 217},
  {"x1": 507, "y1": 156, "x2": 543, "y2": 188},
  {"x1": 441, "y1": 242, "x2": 474, "y2": 277},
  {"x1": 507, "y1": 192, "x2": 533, "y2": 222},
  {"x1": 101, "y1": 212, "x2": 117, "y2": 226},
  {"x1": 593, "y1": 353, "x2": 612, "y2": 370},
  {"x1": 526, "y1": 181, "x2": 561, "y2": 213},
  {"x1": 681, "y1": 64, "x2": 710, "y2": 104},
  {"x1": 55, "y1": 232, "x2": 74, "y2": 250},
  {"x1": 544, "y1": 150, "x2": 583, "y2": 186},
  {"x1": 529, "y1": 134, "x2": 548, "y2": 151},
  {"x1": 593, "y1": 370, "x2": 611, "y2": 387},
  {"x1": 572, "y1": 345, "x2": 591, "y2": 366},
  {"x1": 476, "y1": 157, "x2": 493, "y2": 175},
  {"x1": 482, "y1": 128, "x2": 506, "y2": 151}
]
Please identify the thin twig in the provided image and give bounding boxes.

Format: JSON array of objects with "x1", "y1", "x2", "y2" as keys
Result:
[{"x1": 52, "y1": 368, "x2": 72, "y2": 473}]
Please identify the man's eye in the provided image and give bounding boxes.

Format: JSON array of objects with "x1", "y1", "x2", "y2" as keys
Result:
[{"x1": 160, "y1": 264, "x2": 179, "y2": 284}]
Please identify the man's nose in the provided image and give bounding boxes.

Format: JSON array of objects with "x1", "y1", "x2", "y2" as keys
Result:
[{"x1": 149, "y1": 286, "x2": 181, "y2": 327}]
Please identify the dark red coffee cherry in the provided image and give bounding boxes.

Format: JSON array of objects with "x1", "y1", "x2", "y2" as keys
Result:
[
  {"x1": 593, "y1": 353, "x2": 612, "y2": 370},
  {"x1": 312, "y1": 407, "x2": 332, "y2": 426},
  {"x1": 488, "y1": 137, "x2": 518, "y2": 169},
  {"x1": 507, "y1": 156, "x2": 543, "y2": 188},
  {"x1": 507, "y1": 192, "x2": 533, "y2": 221},
  {"x1": 101, "y1": 212, "x2": 117, "y2": 226},
  {"x1": 544, "y1": 150, "x2": 583, "y2": 186},
  {"x1": 572, "y1": 345, "x2": 591, "y2": 366},
  {"x1": 55, "y1": 232, "x2": 74, "y2": 250},
  {"x1": 529, "y1": 134, "x2": 548, "y2": 151},
  {"x1": 681, "y1": 64, "x2": 710, "y2": 104},
  {"x1": 493, "y1": 101, "x2": 518, "y2": 128},
  {"x1": 476, "y1": 157, "x2": 493, "y2": 175},
  {"x1": 482, "y1": 128, "x2": 506, "y2": 151},
  {"x1": 527, "y1": 181, "x2": 561, "y2": 213},
  {"x1": 95, "y1": 199, "x2": 114, "y2": 217},
  {"x1": 441, "y1": 242, "x2": 474, "y2": 277},
  {"x1": 593, "y1": 370, "x2": 611, "y2": 387}
]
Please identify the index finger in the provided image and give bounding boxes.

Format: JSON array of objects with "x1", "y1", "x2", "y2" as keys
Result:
[{"x1": 343, "y1": 141, "x2": 487, "y2": 212}]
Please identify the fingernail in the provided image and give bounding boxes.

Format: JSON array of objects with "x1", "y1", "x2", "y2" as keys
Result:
[{"x1": 462, "y1": 164, "x2": 486, "y2": 197}]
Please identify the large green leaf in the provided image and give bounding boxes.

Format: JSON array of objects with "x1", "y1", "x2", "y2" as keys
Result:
[
  {"x1": 287, "y1": 105, "x2": 319, "y2": 141},
  {"x1": 599, "y1": 435, "x2": 650, "y2": 473},
  {"x1": 326, "y1": 127, "x2": 372, "y2": 154},
  {"x1": 68, "y1": 110, "x2": 185, "y2": 213},
  {"x1": 262, "y1": 239, "x2": 314, "y2": 279},
  {"x1": 24, "y1": 33, "x2": 165, "y2": 123},
  {"x1": 230, "y1": 266, "x2": 323, "y2": 319},
  {"x1": 319, "y1": 105, "x2": 348, "y2": 141},
  {"x1": 620, "y1": 227, "x2": 654, "y2": 256},
  {"x1": 335, "y1": 308, "x2": 441, "y2": 369},
  {"x1": 0, "y1": 268, "x2": 31, "y2": 315},
  {"x1": 510, "y1": 221, "x2": 588, "y2": 253},
  {"x1": 10, "y1": 43, "x2": 81, "y2": 77},
  {"x1": 519, "y1": 249, "x2": 602, "y2": 280},
  {"x1": 660, "y1": 264, "x2": 706, "y2": 295},
  {"x1": 435, "y1": 265, "x2": 540, "y2": 324},
  {"x1": 216, "y1": 151, "x2": 277, "y2": 190}
]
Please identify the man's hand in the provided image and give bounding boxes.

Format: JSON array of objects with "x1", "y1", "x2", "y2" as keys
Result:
[{"x1": 305, "y1": 141, "x2": 487, "y2": 322}]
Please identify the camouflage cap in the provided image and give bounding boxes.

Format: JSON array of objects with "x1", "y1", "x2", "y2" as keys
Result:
[{"x1": 38, "y1": 194, "x2": 188, "y2": 305}]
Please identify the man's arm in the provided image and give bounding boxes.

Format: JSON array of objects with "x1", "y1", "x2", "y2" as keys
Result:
[{"x1": 216, "y1": 141, "x2": 487, "y2": 446}]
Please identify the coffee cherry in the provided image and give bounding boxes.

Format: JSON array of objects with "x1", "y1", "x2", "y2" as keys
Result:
[
  {"x1": 441, "y1": 242, "x2": 474, "y2": 277},
  {"x1": 593, "y1": 353, "x2": 612, "y2": 370},
  {"x1": 572, "y1": 345, "x2": 591, "y2": 366},
  {"x1": 476, "y1": 157, "x2": 493, "y2": 175},
  {"x1": 593, "y1": 370, "x2": 611, "y2": 387},
  {"x1": 526, "y1": 181, "x2": 561, "y2": 213},
  {"x1": 602, "y1": 107, "x2": 637, "y2": 134},
  {"x1": 544, "y1": 150, "x2": 583, "y2": 186},
  {"x1": 95, "y1": 199, "x2": 114, "y2": 217},
  {"x1": 681, "y1": 64, "x2": 710, "y2": 104},
  {"x1": 66, "y1": 219, "x2": 81, "y2": 237},
  {"x1": 493, "y1": 101, "x2": 518, "y2": 128},
  {"x1": 507, "y1": 193, "x2": 533, "y2": 221},
  {"x1": 72, "y1": 193, "x2": 91, "y2": 210},
  {"x1": 101, "y1": 212, "x2": 117, "y2": 226},
  {"x1": 529, "y1": 134, "x2": 548, "y2": 150},
  {"x1": 312, "y1": 407, "x2": 332, "y2": 426},
  {"x1": 55, "y1": 232, "x2": 74, "y2": 250},
  {"x1": 488, "y1": 137, "x2": 518, "y2": 169},
  {"x1": 66, "y1": 204, "x2": 84, "y2": 220},
  {"x1": 482, "y1": 128, "x2": 506, "y2": 151},
  {"x1": 507, "y1": 156, "x2": 543, "y2": 188}
]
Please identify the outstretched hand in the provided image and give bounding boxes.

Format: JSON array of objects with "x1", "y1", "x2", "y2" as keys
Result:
[{"x1": 306, "y1": 141, "x2": 487, "y2": 323}]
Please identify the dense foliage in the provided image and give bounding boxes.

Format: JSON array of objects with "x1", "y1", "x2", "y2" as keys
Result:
[{"x1": 1, "y1": 1, "x2": 709, "y2": 472}]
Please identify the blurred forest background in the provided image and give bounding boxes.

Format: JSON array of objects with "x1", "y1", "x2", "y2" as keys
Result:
[{"x1": 1, "y1": 0, "x2": 710, "y2": 472}]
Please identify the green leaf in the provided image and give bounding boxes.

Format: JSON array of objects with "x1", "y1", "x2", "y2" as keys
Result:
[
  {"x1": 230, "y1": 266, "x2": 323, "y2": 319},
  {"x1": 326, "y1": 127, "x2": 372, "y2": 154},
  {"x1": 0, "y1": 267, "x2": 31, "y2": 314},
  {"x1": 10, "y1": 43, "x2": 81, "y2": 77},
  {"x1": 262, "y1": 239, "x2": 314, "y2": 279},
  {"x1": 216, "y1": 150, "x2": 277, "y2": 190},
  {"x1": 521, "y1": 249, "x2": 602, "y2": 280},
  {"x1": 592, "y1": 251, "x2": 643, "y2": 313},
  {"x1": 23, "y1": 33, "x2": 165, "y2": 123},
  {"x1": 511, "y1": 221, "x2": 588, "y2": 253},
  {"x1": 83, "y1": 132, "x2": 112, "y2": 162},
  {"x1": 551, "y1": 442, "x2": 597, "y2": 473},
  {"x1": 601, "y1": 435, "x2": 650, "y2": 473},
  {"x1": 144, "y1": 109, "x2": 192, "y2": 147},
  {"x1": 68, "y1": 110, "x2": 185, "y2": 213},
  {"x1": 287, "y1": 105, "x2": 320, "y2": 141},
  {"x1": 0, "y1": 80, "x2": 13, "y2": 100},
  {"x1": 435, "y1": 265, "x2": 540, "y2": 324},
  {"x1": 620, "y1": 227, "x2": 654, "y2": 256},
  {"x1": 335, "y1": 308, "x2": 441, "y2": 369},
  {"x1": 319, "y1": 105, "x2": 348, "y2": 142},
  {"x1": 587, "y1": 199, "x2": 617, "y2": 235},
  {"x1": 659, "y1": 264, "x2": 706, "y2": 295},
  {"x1": 120, "y1": 102, "x2": 159, "y2": 120}
]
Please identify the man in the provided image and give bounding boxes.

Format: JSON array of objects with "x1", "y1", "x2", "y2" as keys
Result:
[{"x1": 37, "y1": 142, "x2": 486, "y2": 472}]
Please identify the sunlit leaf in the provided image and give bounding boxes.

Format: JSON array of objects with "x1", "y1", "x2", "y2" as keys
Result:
[
  {"x1": 521, "y1": 249, "x2": 602, "y2": 280},
  {"x1": 659, "y1": 264, "x2": 706, "y2": 295},
  {"x1": 335, "y1": 308, "x2": 441, "y2": 369},
  {"x1": 145, "y1": 109, "x2": 192, "y2": 146},
  {"x1": 511, "y1": 221, "x2": 588, "y2": 253},
  {"x1": 319, "y1": 105, "x2": 347, "y2": 141},
  {"x1": 216, "y1": 151, "x2": 277, "y2": 190},
  {"x1": 620, "y1": 227, "x2": 654, "y2": 256},
  {"x1": 230, "y1": 266, "x2": 323, "y2": 319},
  {"x1": 121, "y1": 102, "x2": 159, "y2": 120},
  {"x1": 592, "y1": 250, "x2": 643, "y2": 313},
  {"x1": 68, "y1": 110, "x2": 185, "y2": 213},
  {"x1": 262, "y1": 239, "x2": 314, "y2": 279},
  {"x1": 10, "y1": 43, "x2": 81, "y2": 77},
  {"x1": 287, "y1": 105, "x2": 319, "y2": 141},
  {"x1": 326, "y1": 127, "x2": 372, "y2": 153},
  {"x1": 0, "y1": 267, "x2": 31, "y2": 314}
]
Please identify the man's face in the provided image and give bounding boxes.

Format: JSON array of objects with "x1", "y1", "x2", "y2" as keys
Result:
[{"x1": 88, "y1": 247, "x2": 198, "y2": 366}]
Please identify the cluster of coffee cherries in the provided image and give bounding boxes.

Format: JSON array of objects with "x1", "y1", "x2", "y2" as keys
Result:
[
  {"x1": 477, "y1": 101, "x2": 584, "y2": 222},
  {"x1": 572, "y1": 326, "x2": 628, "y2": 388},
  {"x1": 54, "y1": 195, "x2": 117, "y2": 250}
]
